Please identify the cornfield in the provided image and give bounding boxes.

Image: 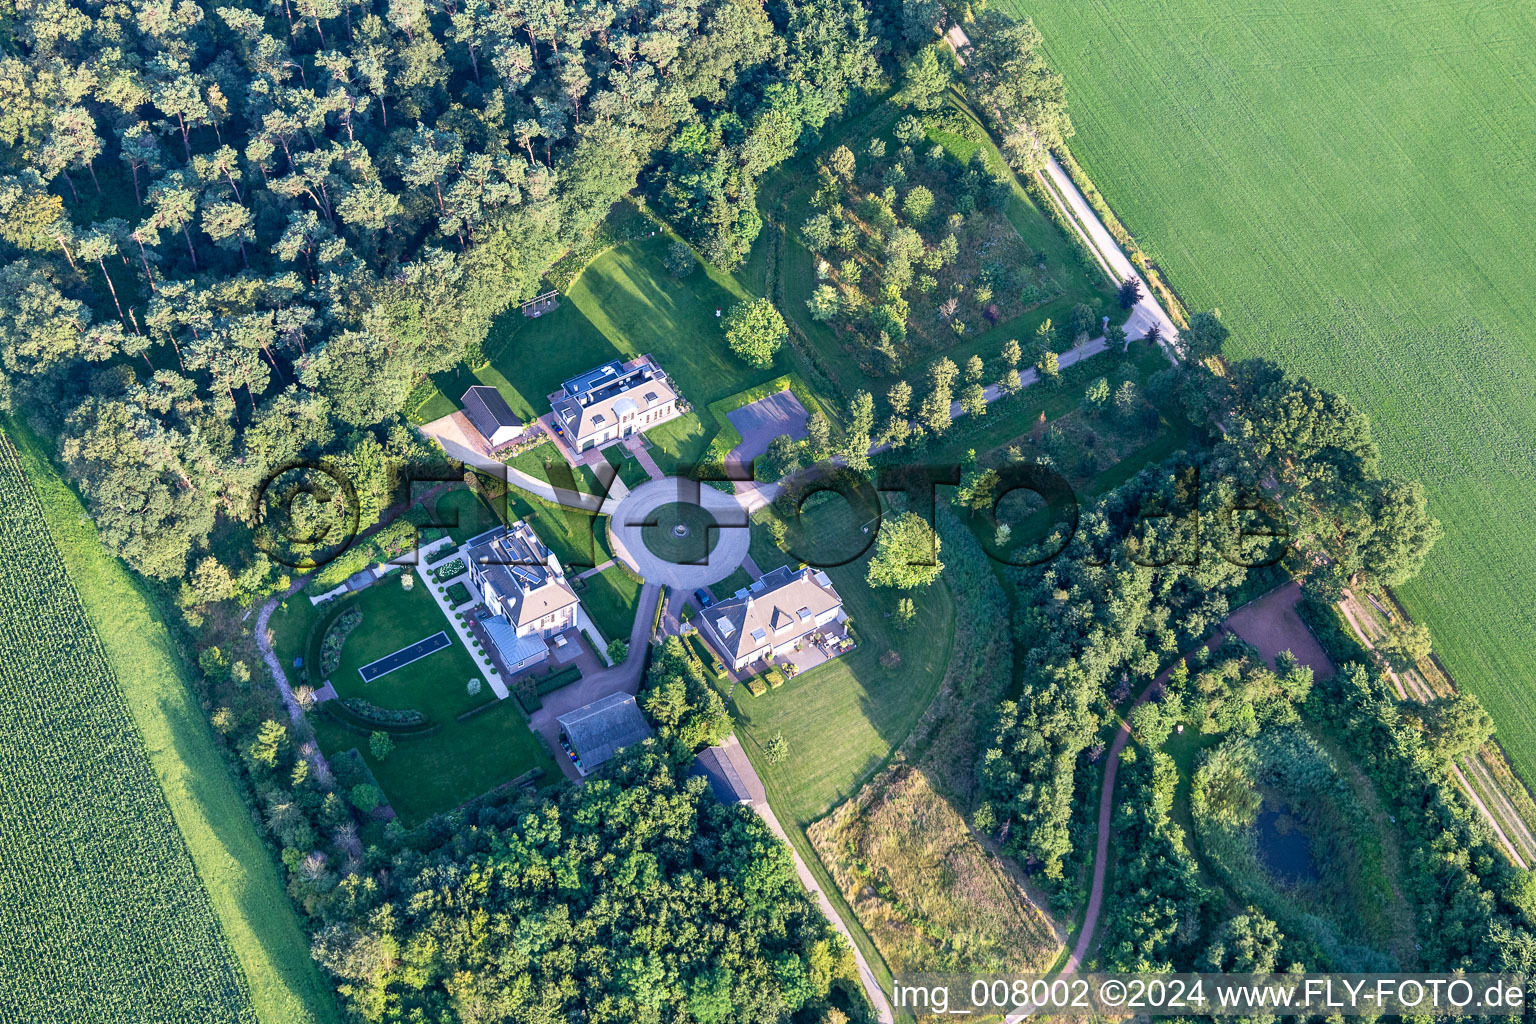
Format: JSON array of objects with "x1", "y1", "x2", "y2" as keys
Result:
[{"x1": 0, "y1": 435, "x2": 255, "y2": 1023}]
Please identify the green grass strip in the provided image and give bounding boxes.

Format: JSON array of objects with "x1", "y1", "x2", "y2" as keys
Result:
[{"x1": 6, "y1": 418, "x2": 344, "y2": 1024}]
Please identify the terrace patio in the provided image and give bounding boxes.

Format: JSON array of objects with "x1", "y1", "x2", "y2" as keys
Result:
[{"x1": 702, "y1": 617, "x2": 855, "y2": 684}]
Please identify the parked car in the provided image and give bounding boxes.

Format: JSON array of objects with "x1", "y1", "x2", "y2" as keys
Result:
[{"x1": 693, "y1": 588, "x2": 714, "y2": 609}]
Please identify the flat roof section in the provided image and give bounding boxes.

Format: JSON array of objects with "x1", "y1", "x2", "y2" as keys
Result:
[{"x1": 561, "y1": 360, "x2": 626, "y2": 397}]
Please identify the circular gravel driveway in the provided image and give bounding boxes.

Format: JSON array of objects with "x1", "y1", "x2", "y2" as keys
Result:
[{"x1": 608, "y1": 477, "x2": 750, "y2": 589}]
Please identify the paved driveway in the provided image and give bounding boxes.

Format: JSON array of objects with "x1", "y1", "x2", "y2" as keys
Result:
[
  {"x1": 527, "y1": 582, "x2": 661, "y2": 781},
  {"x1": 607, "y1": 477, "x2": 751, "y2": 589},
  {"x1": 726, "y1": 390, "x2": 809, "y2": 472}
]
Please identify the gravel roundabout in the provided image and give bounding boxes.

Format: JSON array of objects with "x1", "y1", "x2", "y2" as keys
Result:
[{"x1": 608, "y1": 477, "x2": 750, "y2": 589}]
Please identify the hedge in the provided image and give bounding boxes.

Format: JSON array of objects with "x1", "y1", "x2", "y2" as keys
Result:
[
  {"x1": 535, "y1": 664, "x2": 582, "y2": 695},
  {"x1": 321, "y1": 700, "x2": 437, "y2": 737}
]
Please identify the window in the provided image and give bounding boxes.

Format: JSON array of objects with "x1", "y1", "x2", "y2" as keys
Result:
[
  {"x1": 797, "y1": 606, "x2": 813, "y2": 620},
  {"x1": 717, "y1": 619, "x2": 735, "y2": 637},
  {"x1": 751, "y1": 627, "x2": 767, "y2": 642}
]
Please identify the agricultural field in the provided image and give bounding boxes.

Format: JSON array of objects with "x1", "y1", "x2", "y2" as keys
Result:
[
  {"x1": 0, "y1": 433, "x2": 254, "y2": 1023},
  {"x1": 2, "y1": 425, "x2": 342, "y2": 1024},
  {"x1": 1011, "y1": 0, "x2": 1536, "y2": 783}
]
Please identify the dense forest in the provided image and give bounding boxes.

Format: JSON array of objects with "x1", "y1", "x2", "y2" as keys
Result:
[
  {"x1": 7, "y1": 0, "x2": 1523, "y2": 1012},
  {"x1": 968, "y1": 344, "x2": 1535, "y2": 977},
  {"x1": 311, "y1": 746, "x2": 867, "y2": 1022},
  {"x1": 0, "y1": 0, "x2": 944, "y2": 591}
]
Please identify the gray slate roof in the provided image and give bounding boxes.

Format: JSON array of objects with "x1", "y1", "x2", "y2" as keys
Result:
[
  {"x1": 557, "y1": 692, "x2": 652, "y2": 769},
  {"x1": 704, "y1": 565, "x2": 842, "y2": 662},
  {"x1": 461, "y1": 385, "x2": 522, "y2": 445},
  {"x1": 690, "y1": 746, "x2": 753, "y2": 804},
  {"x1": 466, "y1": 523, "x2": 578, "y2": 629}
]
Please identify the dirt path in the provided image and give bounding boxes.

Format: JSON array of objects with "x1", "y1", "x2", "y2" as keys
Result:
[
  {"x1": 1063, "y1": 630, "x2": 1224, "y2": 974},
  {"x1": 254, "y1": 578, "x2": 336, "y2": 785},
  {"x1": 942, "y1": 24, "x2": 1179, "y2": 358},
  {"x1": 710, "y1": 736, "x2": 896, "y2": 1023},
  {"x1": 1004, "y1": 584, "x2": 1306, "y2": 1020},
  {"x1": 1001, "y1": 632, "x2": 1224, "y2": 1023}
]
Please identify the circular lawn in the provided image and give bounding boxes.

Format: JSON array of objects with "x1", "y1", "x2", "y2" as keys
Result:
[{"x1": 641, "y1": 501, "x2": 720, "y2": 565}]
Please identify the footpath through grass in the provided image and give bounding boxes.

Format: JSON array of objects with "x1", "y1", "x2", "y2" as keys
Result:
[
  {"x1": 6, "y1": 420, "x2": 343, "y2": 1024},
  {"x1": 1012, "y1": 0, "x2": 1536, "y2": 786}
]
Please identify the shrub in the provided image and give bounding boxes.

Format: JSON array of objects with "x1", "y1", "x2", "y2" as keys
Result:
[
  {"x1": 433, "y1": 558, "x2": 466, "y2": 582},
  {"x1": 664, "y1": 240, "x2": 697, "y2": 277},
  {"x1": 340, "y1": 699, "x2": 428, "y2": 728},
  {"x1": 744, "y1": 677, "x2": 768, "y2": 697},
  {"x1": 349, "y1": 783, "x2": 382, "y2": 813},
  {"x1": 369, "y1": 731, "x2": 394, "y2": 761},
  {"x1": 319, "y1": 607, "x2": 364, "y2": 675},
  {"x1": 536, "y1": 665, "x2": 583, "y2": 695}
]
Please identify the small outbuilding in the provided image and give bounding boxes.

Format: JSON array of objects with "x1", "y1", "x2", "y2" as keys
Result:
[
  {"x1": 556, "y1": 692, "x2": 652, "y2": 775},
  {"x1": 688, "y1": 736, "x2": 766, "y2": 807},
  {"x1": 461, "y1": 385, "x2": 523, "y2": 449},
  {"x1": 690, "y1": 745, "x2": 753, "y2": 805}
]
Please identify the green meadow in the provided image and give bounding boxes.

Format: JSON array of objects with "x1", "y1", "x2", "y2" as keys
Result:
[{"x1": 1009, "y1": 0, "x2": 1536, "y2": 783}]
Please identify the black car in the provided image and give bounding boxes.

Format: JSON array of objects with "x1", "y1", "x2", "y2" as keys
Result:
[{"x1": 693, "y1": 588, "x2": 715, "y2": 609}]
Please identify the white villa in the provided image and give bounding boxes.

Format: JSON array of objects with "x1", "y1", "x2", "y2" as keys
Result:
[
  {"x1": 465, "y1": 521, "x2": 581, "y2": 671},
  {"x1": 700, "y1": 566, "x2": 846, "y2": 672},
  {"x1": 548, "y1": 355, "x2": 682, "y2": 453}
]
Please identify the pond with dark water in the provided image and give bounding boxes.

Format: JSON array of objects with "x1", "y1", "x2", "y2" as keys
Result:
[{"x1": 1256, "y1": 802, "x2": 1319, "y2": 885}]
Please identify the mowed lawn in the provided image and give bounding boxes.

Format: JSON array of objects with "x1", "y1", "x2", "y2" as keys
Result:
[
  {"x1": 414, "y1": 233, "x2": 825, "y2": 472},
  {"x1": 306, "y1": 578, "x2": 555, "y2": 825},
  {"x1": 736, "y1": 498, "x2": 956, "y2": 826},
  {"x1": 423, "y1": 481, "x2": 613, "y2": 571},
  {"x1": 580, "y1": 566, "x2": 643, "y2": 645},
  {"x1": 1012, "y1": 0, "x2": 1536, "y2": 784}
]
